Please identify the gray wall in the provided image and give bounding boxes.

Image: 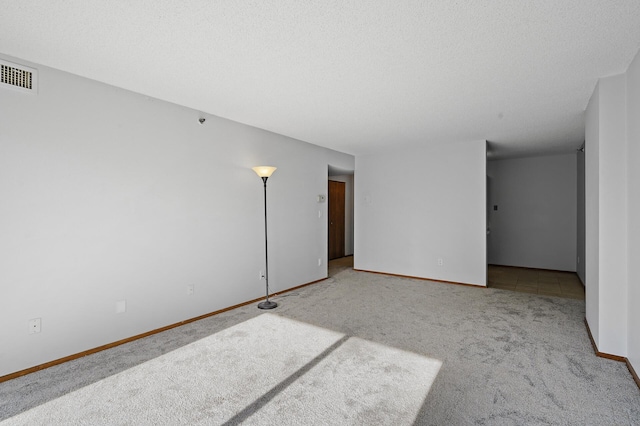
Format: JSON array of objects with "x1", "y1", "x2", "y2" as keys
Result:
[
  {"x1": 583, "y1": 45, "x2": 640, "y2": 369},
  {"x1": 487, "y1": 154, "x2": 577, "y2": 271},
  {"x1": 583, "y1": 43, "x2": 640, "y2": 373},
  {"x1": 586, "y1": 74, "x2": 628, "y2": 356},
  {"x1": 577, "y1": 148, "x2": 585, "y2": 283},
  {"x1": 626, "y1": 44, "x2": 640, "y2": 375},
  {"x1": 355, "y1": 141, "x2": 487, "y2": 286},
  {"x1": 0, "y1": 54, "x2": 354, "y2": 377},
  {"x1": 585, "y1": 80, "x2": 601, "y2": 346}
]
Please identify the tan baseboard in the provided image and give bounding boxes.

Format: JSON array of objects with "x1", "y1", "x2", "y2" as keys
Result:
[
  {"x1": 584, "y1": 318, "x2": 626, "y2": 360},
  {"x1": 271, "y1": 277, "x2": 326, "y2": 297},
  {"x1": 0, "y1": 277, "x2": 328, "y2": 384},
  {"x1": 353, "y1": 268, "x2": 486, "y2": 288},
  {"x1": 583, "y1": 318, "x2": 626, "y2": 361},
  {"x1": 627, "y1": 358, "x2": 640, "y2": 389},
  {"x1": 584, "y1": 318, "x2": 640, "y2": 390}
]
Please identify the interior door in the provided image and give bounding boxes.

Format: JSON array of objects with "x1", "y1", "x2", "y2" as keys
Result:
[{"x1": 328, "y1": 180, "x2": 345, "y2": 260}]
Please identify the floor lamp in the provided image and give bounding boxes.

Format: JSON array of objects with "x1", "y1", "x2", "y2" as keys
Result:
[{"x1": 252, "y1": 166, "x2": 278, "y2": 310}]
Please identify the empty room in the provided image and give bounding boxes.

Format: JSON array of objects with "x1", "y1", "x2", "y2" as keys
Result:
[{"x1": 1, "y1": 1, "x2": 639, "y2": 424}]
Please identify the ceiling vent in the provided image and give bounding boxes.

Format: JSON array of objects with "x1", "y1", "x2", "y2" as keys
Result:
[{"x1": 0, "y1": 59, "x2": 38, "y2": 94}]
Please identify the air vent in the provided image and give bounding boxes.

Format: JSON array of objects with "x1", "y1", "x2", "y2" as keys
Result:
[{"x1": 0, "y1": 59, "x2": 38, "y2": 94}]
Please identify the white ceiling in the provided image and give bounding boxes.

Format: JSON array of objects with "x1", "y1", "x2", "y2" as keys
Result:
[{"x1": 2, "y1": 1, "x2": 640, "y2": 158}]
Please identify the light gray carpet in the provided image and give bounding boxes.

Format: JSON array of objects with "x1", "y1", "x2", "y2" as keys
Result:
[
  {"x1": 1, "y1": 266, "x2": 639, "y2": 425},
  {"x1": 1, "y1": 314, "x2": 441, "y2": 425}
]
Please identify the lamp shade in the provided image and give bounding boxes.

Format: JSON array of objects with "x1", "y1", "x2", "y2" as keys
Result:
[{"x1": 252, "y1": 166, "x2": 277, "y2": 178}]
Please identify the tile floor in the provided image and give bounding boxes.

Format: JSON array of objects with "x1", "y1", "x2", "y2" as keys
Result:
[
  {"x1": 328, "y1": 255, "x2": 354, "y2": 276},
  {"x1": 488, "y1": 265, "x2": 585, "y2": 299}
]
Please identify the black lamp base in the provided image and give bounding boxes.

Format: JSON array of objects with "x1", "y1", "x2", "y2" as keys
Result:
[{"x1": 258, "y1": 300, "x2": 278, "y2": 310}]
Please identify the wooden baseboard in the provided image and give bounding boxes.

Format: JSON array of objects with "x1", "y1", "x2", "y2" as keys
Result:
[
  {"x1": 271, "y1": 277, "x2": 326, "y2": 297},
  {"x1": 583, "y1": 318, "x2": 626, "y2": 362},
  {"x1": 0, "y1": 277, "x2": 328, "y2": 384},
  {"x1": 353, "y1": 268, "x2": 486, "y2": 288},
  {"x1": 627, "y1": 358, "x2": 640, "y2": 389},
  {"x1": 584, "y1": 318, "x2": 640, "y2": 390}
]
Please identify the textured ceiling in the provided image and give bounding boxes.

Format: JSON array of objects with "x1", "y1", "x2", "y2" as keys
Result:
[{"x1": 1, "y1": 1, "x2": 640, "y2": 158}]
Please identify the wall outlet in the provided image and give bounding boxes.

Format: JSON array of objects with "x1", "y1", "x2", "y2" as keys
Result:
[
  {"x1": 28, "y1": 318, "x2": 41, "y2": 334},
  {"x1": 437, "y1": 258, "x2": 444, "y2": 267},
  {"x1": 318, "y1": 258, "x2": 322, "y2": 266},
  {"x1": 259, "y1": 270, "x2": 265, "y2": 280},
  {"x1": 116, "y1": 300, "x2": 126, "y2": 313},
  {"x1": 187, "y1": 285, "x2": 194, "y2": 295}
]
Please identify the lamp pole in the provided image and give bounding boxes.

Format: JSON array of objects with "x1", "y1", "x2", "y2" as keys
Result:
[{"x1": 253, "y1": 166, "x2": 277, "y2": 310}]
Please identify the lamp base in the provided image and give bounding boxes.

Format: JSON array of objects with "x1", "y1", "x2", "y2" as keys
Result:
[{"x1": 257, "y1": 300, "x2": 278, "y2": 310}]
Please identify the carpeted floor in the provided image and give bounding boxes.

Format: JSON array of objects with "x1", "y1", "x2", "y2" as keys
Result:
[
  {"x1": 1, "y1": 314, "x2": 442, "y2": 425},
  {"x1": 1, "y1": 261, "x2": 639, "y2": 425}
]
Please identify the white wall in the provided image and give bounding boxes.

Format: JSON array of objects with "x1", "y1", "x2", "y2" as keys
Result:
[
  {"x1": 626, "y1": 49, "x2": 640, "y2": 373},
  {"x1": 0, "y1": 54, "x2": 354, "y2": 377},
  {"x1": 576, "y1": 149, "x2": 585, "y2": 283},
  {"x1": 585, "y1": 73, "x2": 629, "y2": 357},
  {"x1": 328, "y1": 175, "x2": 354, "y2": 256},
  {"x1": 597, "y1": 75, "x2": 628, "y2": 356},
  {"x1": 487, "y1": 154, "x2": 577, "y2": 271},
  {"x1": 354, "y1": 140, "x2": 486, "y2": 286},
  {"x1": 585, "y1": 83, "x2": 600, "y2": 347}
]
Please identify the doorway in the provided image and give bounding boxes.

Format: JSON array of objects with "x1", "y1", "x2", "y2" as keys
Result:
[
  {"x1": 328, "y1": 180, "x2": 346, "y2": 260},
  {"x1": 327, "y1": 166, "x2": 355, "y2": 274},
  {"x1": 486, "y1": 154, "x2": 584, "y2": 296}
]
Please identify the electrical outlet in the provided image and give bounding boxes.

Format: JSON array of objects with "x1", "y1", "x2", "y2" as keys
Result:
[
  {"x1": 116, "y1": 300, "x2": 126, "y2": 313},
  {"x1": 28, "y1": 318, "x2": 41, "y2": 334},
  {"x1": 187, "y1": 285, "x2": 194, "y2": 295},
  {"x1": 318, "y1": 258, "x2": 322, "y2": 266},
  {"x1": 259, "y1": 270, "x2": 265, "y2": 280},
  {"x1": 437, "y1": 258, "x2": 444, "y2": 267}
]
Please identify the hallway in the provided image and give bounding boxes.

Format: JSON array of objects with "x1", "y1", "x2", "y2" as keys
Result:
[{"x1": 487, "y1": 265, "x2": 585, "y2": 299}]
